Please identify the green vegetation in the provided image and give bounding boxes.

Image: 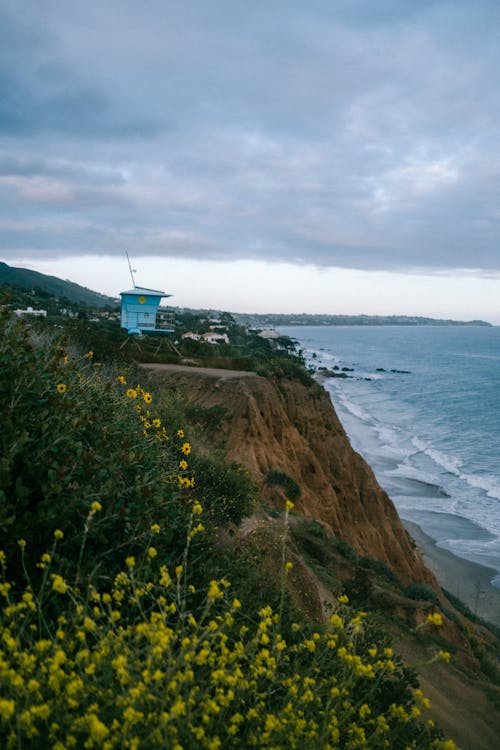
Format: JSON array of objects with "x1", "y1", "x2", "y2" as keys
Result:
[
  {"x1": 0, "y1": 312, "x2": 461, "y2": 748},
  {"x1": 266, "y1": 470, "x2": 302, "y2": 502}
]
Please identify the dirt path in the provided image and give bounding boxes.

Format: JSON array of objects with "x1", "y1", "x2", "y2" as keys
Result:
[{"x1": 139, "y1": 363, "x2": 260, "y2": 379}]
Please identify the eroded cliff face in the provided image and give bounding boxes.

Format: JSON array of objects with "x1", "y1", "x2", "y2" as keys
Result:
[{"x1": 145, "y1": 367, "x2": 436, "y2": 587}]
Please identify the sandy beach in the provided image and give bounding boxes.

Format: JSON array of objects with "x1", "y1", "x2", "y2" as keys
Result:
[{"x1": 403, "y1": 519, "x2": 500, "y2": 627}]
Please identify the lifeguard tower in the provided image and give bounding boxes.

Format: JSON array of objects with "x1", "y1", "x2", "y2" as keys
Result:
[
  {"x1": 119, "y1": 253, "x2": 175, "y2": 335},
  {"x1": 120, "y1": 287, "x2": 174, "y2": 335}
]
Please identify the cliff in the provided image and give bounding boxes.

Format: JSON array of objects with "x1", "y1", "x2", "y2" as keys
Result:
[{"x1": 143, "y1": 365, "x2": 435, "y2": 588}]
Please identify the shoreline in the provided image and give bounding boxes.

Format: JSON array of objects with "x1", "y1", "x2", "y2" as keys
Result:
[{"x1": 403, "y1": 519, "x2": 500, "y2": 627}]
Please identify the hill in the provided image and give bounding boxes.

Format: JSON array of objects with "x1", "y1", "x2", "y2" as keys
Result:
[
  {"x1": 0, "y1": 260, "x2": 117, "y2": 308},
  {"x1": 234, "y1": 312, "x2": 493, "y2": 327}
]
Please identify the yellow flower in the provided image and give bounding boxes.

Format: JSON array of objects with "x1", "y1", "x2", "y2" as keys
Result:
[
  {"x1": 147, "y1": 547, "x2": 157, "y2": 559},
  {"x1": 84, "y1": 351, "x2": 94, "y2": 359},
  {"x1": 51, "y1": 575, "x2": 68, "y2": 594},
  {"x1": 437, "y1": 650, "x2": 451, "y2": 663},
  {"x1": 151, "y1": 523, "x2": 160, "y2": 534},
  {"x1": 91, "y1": 501, "x2": 102, "y2": 513},
  {"x1": 126, "y1": 388, "x2": 138, "y2": 399},
  {"x1": 177, "y1": 428, "x2": 184, "y2": 438},
  {"x1": 54, "y1": 529, "x2": 64, "y2": 540},
  {"x1": 153, "y1": 418, "x2": 161, "y2": 428},
  {"x1": 117, "y1": 375, "x2": 127, "y2": 384},
  {"x1": 143, "y1": 392, "x2": 153, "y2": 404},
  {"x1": 338, "y1": 594, "x2": 349, "y2": 604},
  {"x1": 56, "y1": 383, "x2": 67, "y2": 394},
  {"x1": 193, "y1": 501, "x2": 203, "y2": 515},
  {"x1": 17, "y1": 539, "x2": 26, "y2": 549},
  {"x1": 88, "y1": 714, "x2": 109, "y2": 741},
  {"x1": 285, "y1": 561, "x2": 293, "y2": 571},
  {"x1": 285, "y1": 499, "x2": 295, "y2": 511},
  {"x1": 0, "y1": 698, "x2": 15, "y2": 721},
  {"x1": 125, "y1": 556, "x2": 136, "y2": 568},
  {"x1": 181, "y1": 442, "x2": 191, "y2": 455},
  {"x1": 426, "y1": 612, "x2": 443, "y2": 627},
  {"x1": 179, "y1": 459, "x2": 188, "y2": 470}
]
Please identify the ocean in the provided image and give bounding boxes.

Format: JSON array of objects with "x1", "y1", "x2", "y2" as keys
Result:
[{"x1": 278, "y1": 325, "x2": 500, "y2": 590}]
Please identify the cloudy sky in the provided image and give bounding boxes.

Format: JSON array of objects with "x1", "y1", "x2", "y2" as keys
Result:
[{"x1": 1, "y1": 0, "x2": 500, "y2": 321}]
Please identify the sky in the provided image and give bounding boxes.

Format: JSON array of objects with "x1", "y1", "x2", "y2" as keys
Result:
[{"x1": 1, "y1": 0, "x2": 500, "y2": 322}]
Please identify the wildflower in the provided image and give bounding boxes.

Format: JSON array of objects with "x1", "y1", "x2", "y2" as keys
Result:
[
  {"x1": 147, "y1": 547, "x2": 158, "y2": 559},
  {"x1": 285, "y1": 561, "x2": 294, "y2": 571},
  {"x1": 285, "y1": 499, "x2": 295, "y2": 512},
  {"x1": 126, "y1": 388, "x2": 138, "y2": 399},
  {"x1": 153, "y1": 418, "x2": 161, "y2": 428},
  {"x1": 151, "y1": 523, "x2": 161, "y2": 534},
  {"x1": 0, "y1": 698, "x2": 15, "y2": 722},
  {"x1": 126, "y1": 556, "x2": 136, "y2": 568},
  {"x1": 338, "y1": 594, "x2": 349, "y2": 604},
  {"x1": 88, "y1": 714, "x2": 109, "y2": 742},
  {"x1": 117, "y1": 375, "x2": 127, "y2": 384},
  {"x1": 84, "y1": 350, "x2": 94, "y2": 359},
  {"x1": 426, "y1": 612, "x2": 443, "y2": 627},
  {"x1": 17, "y1": 539, "x2": 26, "y2": 549},
  {"x1": 193, "y1": 500, "x2": 203, "y2": 515},
  {"x1": 208, "y1": 580, "x2": 223, "y2": 601},
  {"x1": 56, "y1": 383, "x2": 67, "y2": 394},
  {"x1": 91, "y1": 501, "x2": 102, "y2": 513},
  {"x1": 179, "y1": 459, "x2": 188, "y2": 470},
  {"x1": 177, "y1": 428, "x2": 184, "y2": 438},
  {"x1": 51, "y1": 575, "x2": 68, "y2": 594},
  {"x1": 143, "y1": 392, "x2": 153, "y2": 404},
  {"x1": 54, "y1": 529, "x2": 64, "y2": 540},
  {"x1": 175, "y1": 565, "x2": 183, "y2": 577},
  {"x1": 181, "y1": 442, "x2": 191, "y2": 456},
  {"x1": 437, "y1": 650, "x2": 452, "y2": 663}
]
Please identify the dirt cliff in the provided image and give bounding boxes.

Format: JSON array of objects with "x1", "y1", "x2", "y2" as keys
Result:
[{"x1": 143, "y1": 365, "x2": 436, "y2": 587}]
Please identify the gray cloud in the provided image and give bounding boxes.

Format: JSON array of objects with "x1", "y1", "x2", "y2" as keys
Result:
[{"x1": 1, "y1": 0, "x2": 500, "y2": 272}]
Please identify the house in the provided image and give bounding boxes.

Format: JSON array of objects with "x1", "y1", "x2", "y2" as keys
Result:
[
  {"x1": 14, "y1": 306, "x2": 47, "y2": 318},
  {"x1": 258, "y1": 329, "x2": 279, "y2": 340},
  {"x1": 201, "y1": 332, "x2": 229, "y2": 345},
  {"x1": 182, "y1": 332, "x2": 201, "y2": 341}
]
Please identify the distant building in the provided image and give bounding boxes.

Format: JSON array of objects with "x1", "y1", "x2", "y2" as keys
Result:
[
  {"x1": 258, "y1": 329, "x2": 279, "y2": 339},
  {"x1": 14, "y1": 306, "x2": 47, "y2": 318},
  {"x1": 182, "y1": 332, "x2": 201, "y2": 341},
  {"x1": 201, "y1": 332, "x2": 229, "y2": 345}
]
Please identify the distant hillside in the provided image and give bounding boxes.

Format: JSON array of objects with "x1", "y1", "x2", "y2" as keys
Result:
[
  {"x1": 0, "y1": 261, "x2": 117, "y2": 308},
  {"x1": 234, "y1": 312, "x2": 493, "y2": 327}
]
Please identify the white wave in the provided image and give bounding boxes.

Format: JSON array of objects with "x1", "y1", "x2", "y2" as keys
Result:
[
  {"x1": 411, "y1": 437, "x2": 464, "y2": 475},
  {"x1": 458, "y1": 472, "x2": 500, "y2": 502}
]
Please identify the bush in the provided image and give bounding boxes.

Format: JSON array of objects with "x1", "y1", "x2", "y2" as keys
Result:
[
  {"x1": 191, "y1": 454, "x2": 256, "y2": 526},
  {"x1": 404, "y1": 583, "x2": 440, "y2": 605},
  {"x1": 0, "y1": 545, "x2": 450, "y2": 750},
  {"x1": 266, "y1": 470, "x2": 301, "y2": 502}
]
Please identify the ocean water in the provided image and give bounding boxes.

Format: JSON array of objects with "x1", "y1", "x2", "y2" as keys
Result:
[{"x1": 279, "y1": 326, "x2": 500, "y2": 589}]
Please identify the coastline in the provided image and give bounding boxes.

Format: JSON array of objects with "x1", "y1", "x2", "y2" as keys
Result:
[{"x1": 403, "y1": 519, "x2": 500, "y2": 627}]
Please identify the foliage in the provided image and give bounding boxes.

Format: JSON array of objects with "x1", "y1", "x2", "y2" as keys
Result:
[
  {"x1": 190, "y1": 454, "x2": 256, "y2": 526},
  {"x1": 0, "y1": 312, "x2": 197, "y2": 586},
  {"x1": 266, "y1": 470, "x2": 302, "y2": 502},
  {"x1": 0, "y1": 544, "x2": 453, "y2": 750},
  {"x1": 404, "y1": 584, "x2": 440, "y2": 606}
]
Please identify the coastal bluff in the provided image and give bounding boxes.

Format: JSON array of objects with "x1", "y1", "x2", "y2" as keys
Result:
[{"x1": 142, "y1": 364, "x2": 435, "y2": 588}]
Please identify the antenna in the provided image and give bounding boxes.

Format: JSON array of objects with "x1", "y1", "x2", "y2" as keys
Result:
[{"x1": 125, "y1": 251, "x2": 137, "y2": 287}]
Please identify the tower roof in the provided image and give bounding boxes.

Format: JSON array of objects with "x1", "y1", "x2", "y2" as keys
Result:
[{"x1": 120, "y1": 287, "x2": 171, "y2": 297}]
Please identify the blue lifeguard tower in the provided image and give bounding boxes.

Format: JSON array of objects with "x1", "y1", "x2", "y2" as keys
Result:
[
  {"x1": 120, "y1": 286, "x2": 174, "y2": 335},
  {"x1": 120, "y1": 252, "x2": 175, "y2": 335}
]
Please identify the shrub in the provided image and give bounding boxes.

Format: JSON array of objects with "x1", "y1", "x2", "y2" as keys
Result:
[
  {"x1": 0, "y1": 543, "x2": 451, "y2": 750},
  {"x1": 265, "y1": 470, "x2": 301, "y2": 502},
  {"x1": 404, "y1": 583, "x2": 440, "y2": 606}
]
